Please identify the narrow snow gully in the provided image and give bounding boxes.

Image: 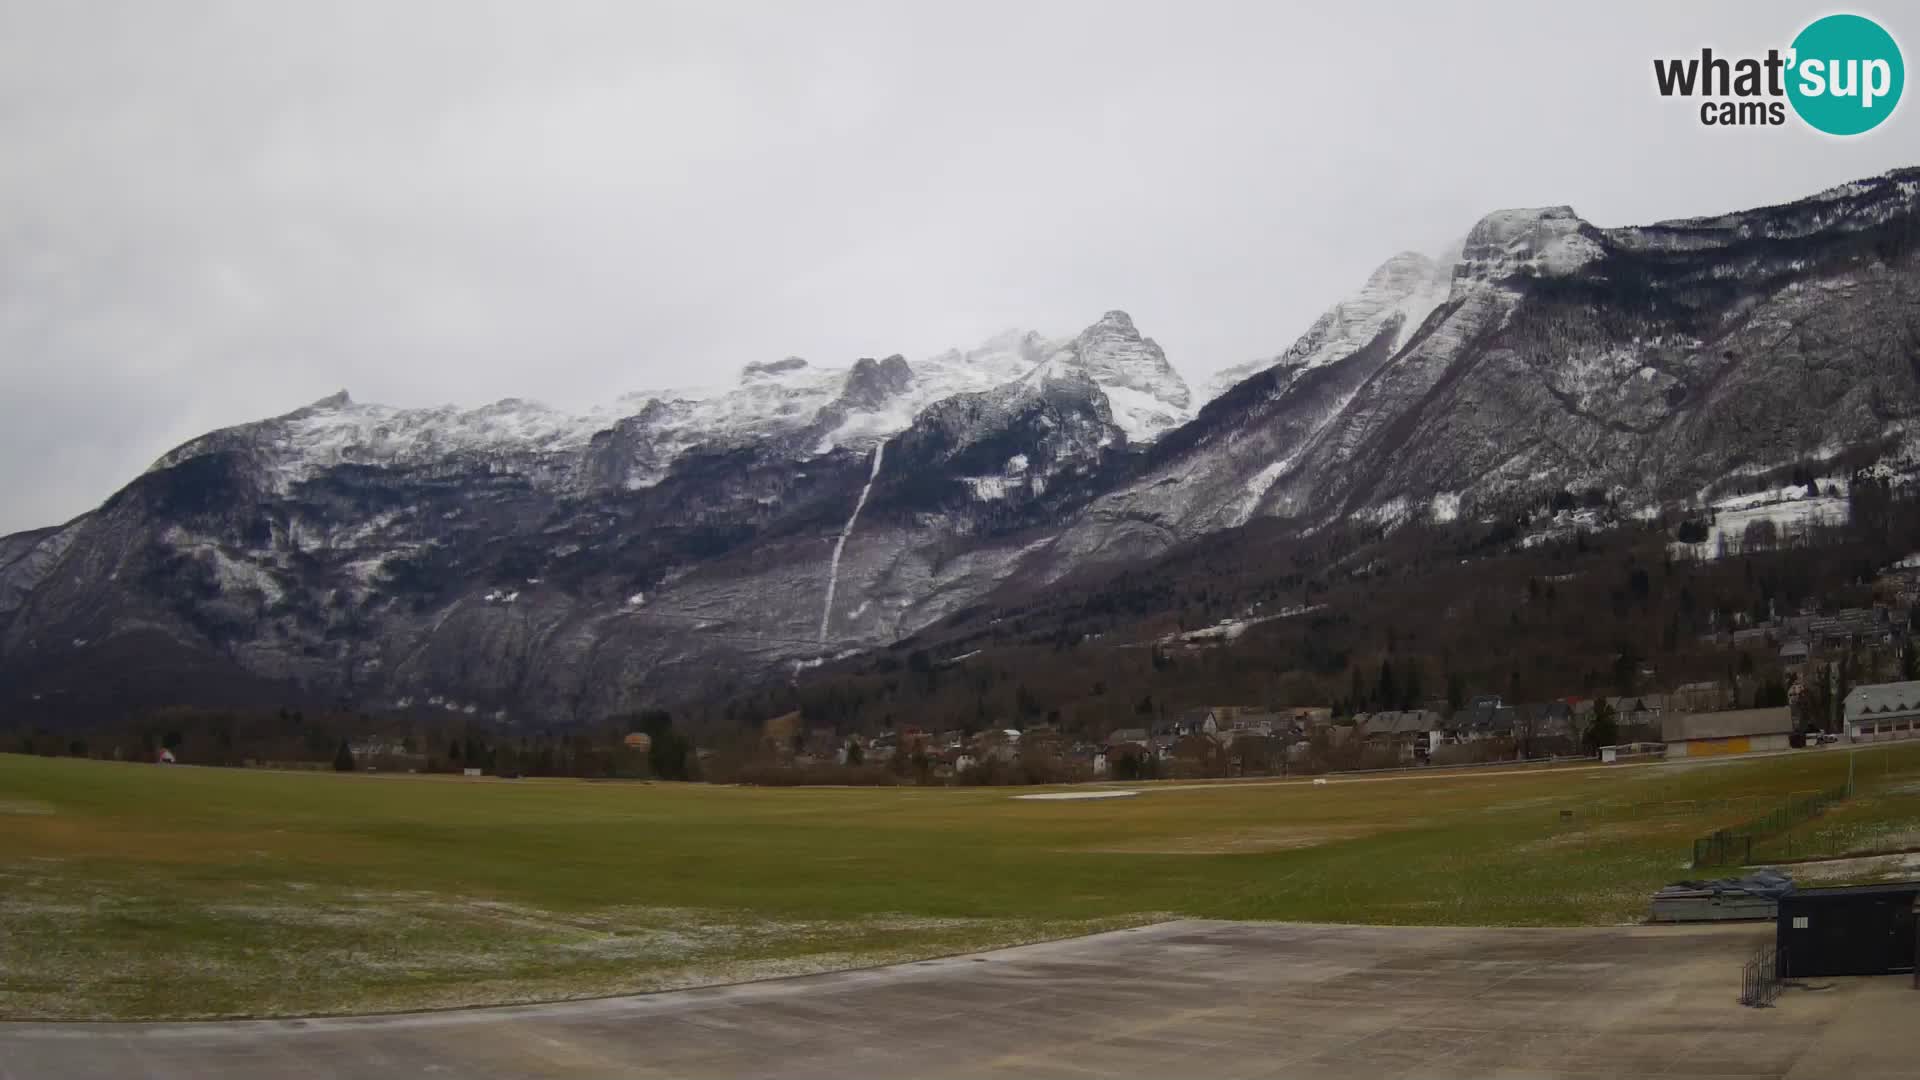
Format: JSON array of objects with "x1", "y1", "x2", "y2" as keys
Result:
[{"x1": 817, "y1": 438, "x2": 887, "y2": 643}]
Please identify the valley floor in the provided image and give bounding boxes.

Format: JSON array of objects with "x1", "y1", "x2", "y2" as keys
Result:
[{"x1": 3, "y1": 746, "x2": 1920, "y2": 1020}]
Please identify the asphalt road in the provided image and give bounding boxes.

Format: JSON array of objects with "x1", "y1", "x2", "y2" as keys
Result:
[{"x1": 2, "y1": 920, "x2": 1912, "y2": 1079}]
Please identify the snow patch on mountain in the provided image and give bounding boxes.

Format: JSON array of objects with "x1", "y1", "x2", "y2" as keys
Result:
[
  {"x1": 1226, "y1": 375, "x2": 1370, "y2": 528},
  {"x1": 963, "y1": 475, "x2": 1015, "y2": 501},
  {"x1": 1203, "y1": 248, "x2": 1456, "y2": 400},
  {"x1": 151, "y1": 392, "x2": 613, "y2": 493},
  {"x1": 1672, "y1": 484, "x2": 1851, "y2": 561},
  {"x1": 1100, "y1": 383, "x2": 1190, "y2": 444},
  {"x1": 817, "y1": 438, "x2": 887, "y2": 642}
]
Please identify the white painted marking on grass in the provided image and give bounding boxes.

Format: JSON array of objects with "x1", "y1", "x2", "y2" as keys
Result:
[{"x1": 1011, "y1": 790, "x2": 1141, "y2": 801}]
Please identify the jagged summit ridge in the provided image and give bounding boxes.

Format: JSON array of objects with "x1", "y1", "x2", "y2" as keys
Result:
[
  {"x1": 1204, "y1": 246, "x2": 1456, "y2": 399},
  {"x1": 9, "y1": 167, "x2": 1919, "y2": 725},
  {"x1": 147, "y1": 311, "x2": 1196, "y2": 495}
]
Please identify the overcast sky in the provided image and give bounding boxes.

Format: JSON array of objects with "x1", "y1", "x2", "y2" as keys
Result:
[{"x1": 1, "y1": 1, "x2": 1913, "y2": 534}]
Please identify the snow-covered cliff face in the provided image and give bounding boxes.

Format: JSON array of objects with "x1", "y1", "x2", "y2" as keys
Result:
[
  {"x1": 1042, "y1": 311, "x2": 1192, "y2": 441},
  {"x1": 0, "y1": 311, "x2": 1186, "y2": 719},
  {"x1": 5, "y1": 168, "x2": 1919, "y2": 721},
  {"x1": 1030, "y1": 168, "x2": 1920, "y2": 577},
  {"x1": 142, "y1": 309, "x2": 1194, "y2": 502},
  {"x1": 1203, "y1": 249, "x2": 1457, "y2": 400}
]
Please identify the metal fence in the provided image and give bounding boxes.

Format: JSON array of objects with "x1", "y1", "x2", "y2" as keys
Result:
[
  {"x1": 1753, "y1": 824, "x2": 1920, "y2": 864},
  {"x1": 1740, "y1": 943, "x2": 1783, "y2": 1007},
  {"x1": 1690, "y1": 783, "x2": 1852, "y2": 868}
]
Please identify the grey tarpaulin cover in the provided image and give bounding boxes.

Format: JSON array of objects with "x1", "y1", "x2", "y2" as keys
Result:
[{"x1": 1655, "y1": 868, "x2": 1795, "y2": 900}]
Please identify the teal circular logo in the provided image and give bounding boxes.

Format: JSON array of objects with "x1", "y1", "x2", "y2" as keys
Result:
[{"x1": 1788, "y1": 14, "x2": 1904, "y2": 135}]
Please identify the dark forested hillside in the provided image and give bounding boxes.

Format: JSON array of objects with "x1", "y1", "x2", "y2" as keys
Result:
[{"x1": 684, "y1": 474, "x2": 1920, "y2": 753}]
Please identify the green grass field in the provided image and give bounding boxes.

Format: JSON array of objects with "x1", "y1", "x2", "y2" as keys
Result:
[{"x1": 6, "y1": 746, "x2": 1920, "y2": 1020}]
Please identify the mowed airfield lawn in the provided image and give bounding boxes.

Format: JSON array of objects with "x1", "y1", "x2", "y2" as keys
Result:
[{"x1": 5, "y1": 746, "x2": 1920, "y2": 1020}]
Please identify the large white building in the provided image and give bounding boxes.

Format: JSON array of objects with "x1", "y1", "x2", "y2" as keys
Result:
[{"x1": 1843, "y1": 681, "x2": 1920, "y2": 743}]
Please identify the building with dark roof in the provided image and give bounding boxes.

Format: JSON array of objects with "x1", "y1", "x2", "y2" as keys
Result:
[{"x1": 1844, "y1": 681, "x2": 1920, "y2": 743}]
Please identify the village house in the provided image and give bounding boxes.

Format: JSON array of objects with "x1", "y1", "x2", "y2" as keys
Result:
[
  {"x1": 1170, "y1": 732, "x2": 1222, "y2": 767},
  {"x1": 1174, "y1": 707, "x2": 1219, "y2": 737},
  {"x1": 1844, "y1": 680, "x2": 1920, "y2": 743},
  {"x1": 1511, "y1": 703, "x2": 1575, "y2": 753},
  {"x1": 1359, "y1": 709, "x2": 1445, "y2": 762},
  {"x1": 1809, "y1": 606, "x2": 1900, "y2": 648},
  {"x1": 1669, "y1": 682, "x2": 1727, "y2": 714},
  {"x1": 1226, "y1": 710, "x2": 1280, "y2": 736},
  {"x1": 1450, "y1": 701, "x2": 1515, "y2": 741},
  {"x1": 968, "y1": 728, "x2": 1022, "y2": 763}
]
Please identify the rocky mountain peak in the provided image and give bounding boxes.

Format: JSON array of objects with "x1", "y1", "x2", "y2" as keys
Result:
[
  {"x1": 1368, "y1": 251, "x2": 1439, "y2": 286},
  {"x1": 1459, "y1": 205, "x2": 1600, "y2": 281},
  {"x1": 836, "y1": 354, "x2": 915, "y2": 412},
  {"x1": 1202, "y1": 245, "x2": 1459, "y2": 400},
  {"x1": 740, "y1": 356, "x2": 810, "y2": 381},
  {"x1": 1060, "y1": 311, "x2": 1189, "y2": 407},
  {"x1": 1013, "y1": 310, "x2": 1193, "y2": 443},
  {"x1": 284, "y1": 389, "x2": 353, "y2": 418}
]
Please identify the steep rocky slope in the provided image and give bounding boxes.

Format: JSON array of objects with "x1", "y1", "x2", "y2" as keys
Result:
[
  {"x1": 4, "y1": 169, "x2": 1918, "y2": 722},
  {"x1": 0, "y1": 312, "x2": 1188, "y2": 719},
  {"x1": 1033, "y1": 171, "x2": 1920, "y2": 580}
]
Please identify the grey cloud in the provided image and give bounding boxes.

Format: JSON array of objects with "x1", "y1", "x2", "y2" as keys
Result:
[{"x1": 1, "y1": 0, "x2": 1913, "y2": 532}]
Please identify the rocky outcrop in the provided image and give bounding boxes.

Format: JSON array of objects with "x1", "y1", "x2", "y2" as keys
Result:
[{"x1": 4, "y1": 169, "x2": 1918, "y2": 722}]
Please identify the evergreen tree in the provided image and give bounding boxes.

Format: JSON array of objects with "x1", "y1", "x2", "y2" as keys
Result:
[
  {"x1": 332, "y1": 739, "x2": 355, "y2": 773},
  {"x1": 1585, "y1": 698, "x2": 1618, "y2": 754}
]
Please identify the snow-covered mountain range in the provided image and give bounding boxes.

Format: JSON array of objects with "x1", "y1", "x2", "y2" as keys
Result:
[
  {"x1": 148, "y1": 308, "x2": 1195, "y2": 502},
  {"x1": 4, "y1": 167, "x2": 1919, "y2": 721}
]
